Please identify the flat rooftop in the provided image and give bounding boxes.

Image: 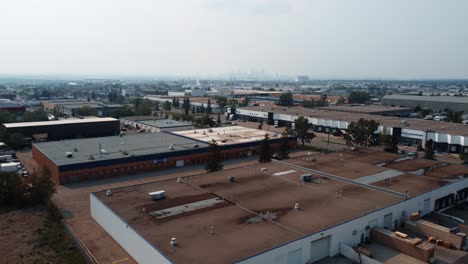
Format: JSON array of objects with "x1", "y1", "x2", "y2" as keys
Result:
[
  {"x1": 172, "y1": 126, "x2": 277, "y2": 145},
  {"x1": 95, "y1": 159, "x2": 405, "y2": 264},
  {"x1": 318, "y1": 105, "x2": 413, "y2": 114},
  {"x1": 136, "y1": 119, "x2": 192, "y2": 128},
  {"x1": 94, "y1": 150, "x2": 458, "y2": 263},
  {"x1": 383, "y1": 95, "x2": 468, "y2": 104},
  {"x1": 34, "y1": 132, "x2": 208, "y2": 166},
  {"x1": 238, "y1": 106, "x2": 468, "y2": 136},
  {"x1": 3, "y1": 117, "x2": 118, "y2": 128}
]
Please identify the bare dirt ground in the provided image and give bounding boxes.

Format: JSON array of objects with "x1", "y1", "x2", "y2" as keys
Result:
[
  {"x1": 0, "y1": 206, "x2": 84, "y2": 264},
  {"x1": 0, "y1": 207, "x2": 51, "y2": 264}
]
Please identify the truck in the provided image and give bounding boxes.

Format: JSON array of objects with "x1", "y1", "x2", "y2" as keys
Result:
[{"x1": 0, "y1": 162, "x2": 20, "y2": 173}]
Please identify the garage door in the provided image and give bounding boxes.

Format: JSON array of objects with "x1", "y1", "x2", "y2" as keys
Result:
[
  {"x1": 310, "y1": 236, "x2": 330, "y2": 263},
  {"x1": 423, "y1": 198, "x2": 431, "y2": 214},
  {"x1": 384, "y1": 213, "x2": 393, "y2": 229},
  {"x1": 176, "y1": 160, "x2": 184, "y2": 167},
  {"x1": 287, "y1": 248, "x2": 302, "y2": 264}
]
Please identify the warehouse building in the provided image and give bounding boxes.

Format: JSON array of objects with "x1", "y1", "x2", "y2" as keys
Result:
[
  {"x1": 60, "y1": 103, "x2": 123, "y2": 117},
  {"x1": 119, "y1": 116, "x2": 193, "y2": 132},
  {"x1": 33, "y1": 126, "x2": 296, "y2": 184},
  {"x1": 90, "y1": 151, "x2": 468, "y2": 264},
  {"x1": 382, "y1": 95, "x2": 468, "y2": 113},
  {"x1": 233, "y1": 106, "x2": 468, "y2": 154},
  {"x1": 3, "y1": 117, "x2": 120, "y2": 140},
  {"x1": 317, "y1": 105, "x2": 413, "y2": 117}
]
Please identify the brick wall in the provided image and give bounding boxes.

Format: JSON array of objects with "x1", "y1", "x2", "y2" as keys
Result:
[
  {"x1": 31, "y1": 145, "x2": 60, "y2": 184},
  {"x1": 38, "y1": 141, "x2": 296, "y2": 185}
]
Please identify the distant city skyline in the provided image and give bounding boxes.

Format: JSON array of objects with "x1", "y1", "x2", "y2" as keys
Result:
[{"x1": 1, "y1": 0, "x2": 468, "y2": 79}]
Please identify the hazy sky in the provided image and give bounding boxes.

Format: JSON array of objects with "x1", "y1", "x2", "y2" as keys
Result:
[{"x1": 1, "y1": 0, "x2": 467, "y2": 79}]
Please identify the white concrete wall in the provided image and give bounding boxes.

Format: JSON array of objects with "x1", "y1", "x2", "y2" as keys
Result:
[
  {"x1": 237, "y1": 178, "x2": 468, "y2": 264},
  {"x1": 90, "y1": 193, "x2": 173, "y2": 264}
]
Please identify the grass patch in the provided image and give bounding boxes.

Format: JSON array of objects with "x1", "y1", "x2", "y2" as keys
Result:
[{"x1": 34, "y1": 204, "x2": 86, "y2": 264}]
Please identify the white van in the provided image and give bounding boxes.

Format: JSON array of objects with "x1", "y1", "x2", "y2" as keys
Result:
[{"x1": 434, "y1": 116, "x2": 447, "y2": 122}]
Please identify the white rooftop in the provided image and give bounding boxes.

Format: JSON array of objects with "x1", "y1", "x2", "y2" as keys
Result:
[
  {"x1": 172, "y1": 126, "x2": 278, "y2": 145},
  {"x1": 3, "y1": 117, "x2": 118, "y2": 128}
]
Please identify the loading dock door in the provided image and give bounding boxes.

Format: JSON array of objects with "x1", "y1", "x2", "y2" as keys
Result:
[
  {"x1": 423, "y1": 198, "x2": 431, "y2": 214},
  {"x1": 310, "y1": 236, "x2": 330, "y2": 263},
  {"x1": 287, "y1": 248, "x2": 302, "y2": 264},
  {"x1": 176, "y1": 160, "x2": 184, "y2": 167},
  {"x1": 384, "y1": 213, "x2": 393, "y2": 230}
]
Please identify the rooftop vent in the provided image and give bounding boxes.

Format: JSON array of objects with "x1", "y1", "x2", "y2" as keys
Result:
[
  {"x1": 171, "y1": 237, "x2": 177, "y2": 247},
  {"x1": 169, "y1": 144, "x2": 174, "y2": 150},
  {"x1": 66, "y1": 152, "x2": 73, "y2": 158},
  {"x1": 100, "y1": 149, "x2": 108, "y2": 155},
  {"x1": 106, "y1": 190, "x2": 112, "y2": 196},
  {"x1": 148, "y1": 190, "x2": 166, "y2": 201}
]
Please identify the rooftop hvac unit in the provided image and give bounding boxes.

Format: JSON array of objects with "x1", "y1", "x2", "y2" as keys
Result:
[
  {"x1": 100, "y1": 149, "x2": 108, "y2": 155},
  {"x1": 299, "y1": 174, "x2": 313, "y2": 182},
  {"x1": 66, "y1": 152, "x2": 73, "y2": 158},
  {"x1": 193, "y1": 144, "x2": 199, "y2": 148},
  {"x1": 148, "y1": 190, "x2": 166, "y2": 201},
  {"x1": 169, "y1": 144, "x2": 174, "y2": 150}
]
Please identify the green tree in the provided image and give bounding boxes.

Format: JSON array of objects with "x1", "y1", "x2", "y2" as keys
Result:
[
  {"x1": 215, "y1": 96, "x2": 228, "y2": 110},
  {"x1": 206, "y1": 98, "x2": 213, "y2": 114},
  {"x1": 302, "y1": 98, "x2": 316, "y2": 108},
  {"x1": 277, "y1": 130, "x2": 291, "y2": 158},
  {"x1": 460, "y1": 152, "x2": 468, "y2": 164},
  {"x1": 348, "y1": 91, "x2": 371, "y2": 104},
  {"x1": 258, "y1": 133, "x2": 272, "y2": 163},
  {"x1": 0, "y1": 110, "x2": 15, "y2": 123},
  {"x1": 75, "y1": 106, "x2": 97, "y2": 116},
  {"x1": 30, "y1": 166, "x2": 56, "y2": 203},
  {"x1": 240, "y1": 97, "x2": 251, "y2": 107},
  {"x1": 52, "y1": 106, "x2": 62, "y2": 118},
  {"x1": 111, "y1": 107, "x2": 134, "y2": 118},
  {"x1": 23, "y1": 108, "x2": 48, "y2": 122},
  {"x1": 200, "y1": 103, "x2": 205, "y2": 113},
  {"x1": 424, "y1": 139, "x2": 435, "y2": 160},
  {"x1": 0, "y1": 172, "x2": 26, "y2": 208},
  {"x1": 205, "y1": 140, "x2": 223, "y2": 172},
  {"x1": 277, "y1": 91, "x2": 293, "y2": 107},
  {"x1": 292, "y1": 116, "x2": 315, "y2": 146},
  {"x1": 228, "y1": 99, "x2": 238, "y2": 107},
  {"x1": 162, "y1": 101, "x2": 172, "y2": 111},
  {"x1": 336, "y1": 97, "x2": 346, "y2": 105},
  {"x1": 216, "y1": 113, "x2": 221, "y2": 124},
  {"x1": 346, "y1": 118, "x2": 380, "y2": 148},
  {"x1": 258, "y1": 118, "x2": 264, "y2": 130},
  {"x1": 7, "y1": 133, "x2": 25, "y2": 150},
  {"x1": 446, "y1": 110, "x2": 463, "y2": 123},
  {"x1": 380, "y1": 130, "x2": 398, "y2": 153}
]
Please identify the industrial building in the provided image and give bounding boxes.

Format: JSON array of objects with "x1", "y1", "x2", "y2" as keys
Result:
[
  {"x1": 0, "y1": 99, "x2": 26, "y2": 121},
  {"x1": 33, "y1": 126, "x2": 296, "y2": 184},
  {"x1": 317, "y1": 105, "x2": 414, "y2": 117},
  {"x1": 59, "y1": 103, "x2": 123, "y2": 117},
  {"x1": 119, "y1": 116, "x2": 193, "y2": 132},
  {"x1": 233, "y1": 106, "x2": 468, "y2": 154},
  {"x1": 382, "y1": 95, "x2": 468, "y2": 113},
  {"x1": 90, "y1": 150, "x2": 468, "y2": 264},
  {"x1": 3, "y1": 117, "x2": 120, "y2": 140}
]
